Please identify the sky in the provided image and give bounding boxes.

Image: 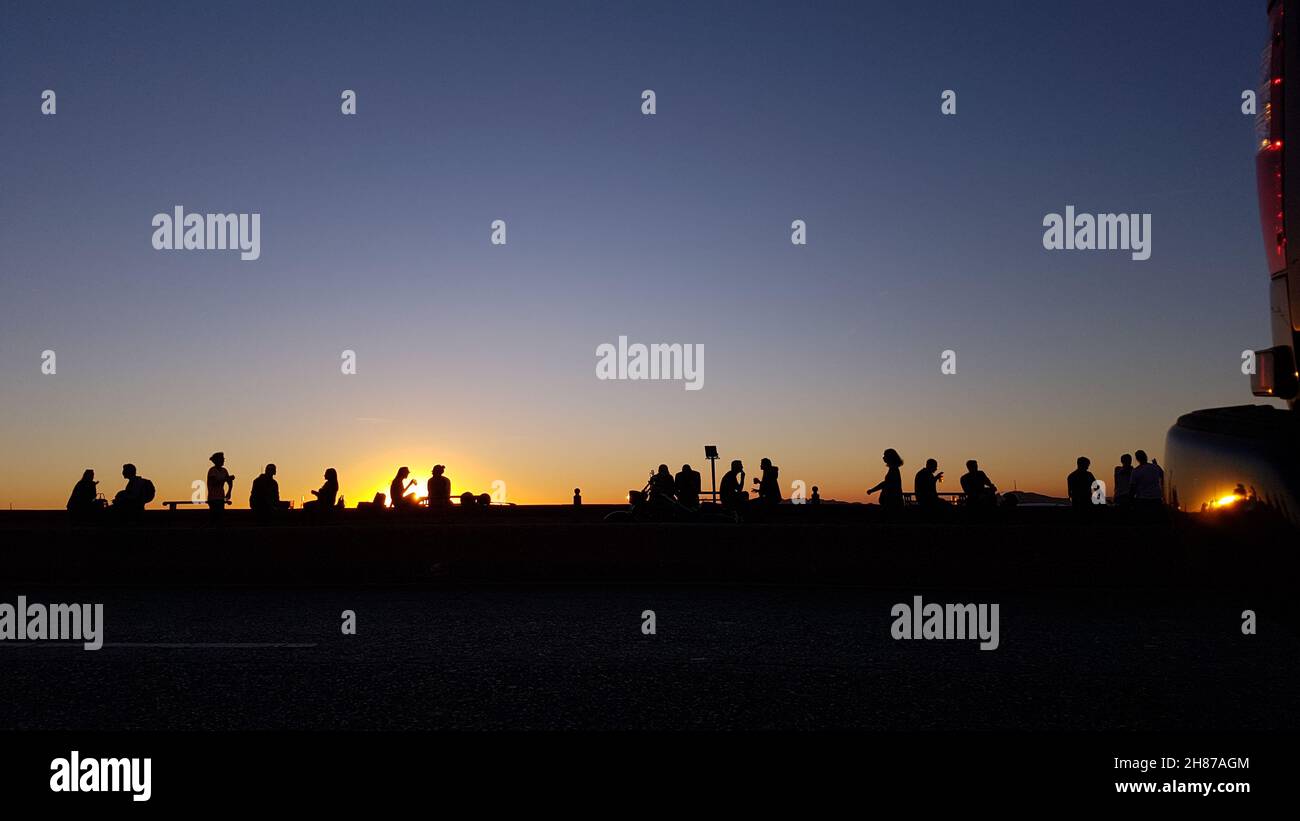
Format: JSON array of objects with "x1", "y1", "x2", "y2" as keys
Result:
[{"x1": 0, "y1": 0, "x2": 1283, "y2": 507}]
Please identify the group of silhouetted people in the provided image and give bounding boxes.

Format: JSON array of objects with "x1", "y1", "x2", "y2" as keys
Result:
[
  {"x1": 221, "y1": 452, "x2": 344, "y2": 521},
  {"x1": 631, "y1": 450, "x2": 1009, "y2": 519},
  {"x1": 66, "y1": 464, "x2": 156, "y2": 522},
  {"x1": 1070, "y1": 449, "x2": 1164, "y2": 511},
  {"x1": 250, "y1": 463, "x2": 341, "y2": 520},
  {"x1": 66, "y1": 452, "x2": 498, "y2": 522},
  {"x1": 69, "y1": 444, "x2": 1173, "y2": 525},
  {"x1": 862, "y1": 447, "x2": 1167, "y2": 515},
  {"x1": 382, "y1": 464, "x2": 466, "y2": 511},
  {"x1": 642, "y1": 463, "x2": 703, "y2": 510},
  {"x1": 66, "y1": 452, "x2": 343, "y2": 523},
  {"x1": 719, "y1": 457, "x2": 783, "y2": 513},
  {"x1": 634, "y1": 458, "x2": 780, "y2": 513},
  {"x1": 631, "y1": 457, "x2": 788, "y2": 520},
  {"x1": 865, "y1": 450, "x2": 1000, "y2": 513}
]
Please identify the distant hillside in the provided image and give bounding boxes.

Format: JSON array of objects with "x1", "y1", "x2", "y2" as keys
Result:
[
  {"x1": 1004, "y1": 491, "x2": 1068, "y2": 506},
  {"x1": 803, "y1": 491, "x2": 1068, "y2": 506}
]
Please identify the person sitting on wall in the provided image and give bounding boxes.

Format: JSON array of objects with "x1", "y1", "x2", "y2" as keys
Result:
[
  {"x1": 67, "y1": 469, "x2": 101, "y2": 521},
  {"x1": 719, "y1": 460, "x2": 748, "y2": 516},
  {"x1": 250, "y1": 463, "x2": 291, "y2": 519},
  {"x1": 303, "y1": 468, "x2": 339, "y2": 515},
  {"x1": 675, "y1": 464, "x2": 702, "y2": 509},
  {"x1": 427, "y1": 465, "x2": 452, "y2": 513}
]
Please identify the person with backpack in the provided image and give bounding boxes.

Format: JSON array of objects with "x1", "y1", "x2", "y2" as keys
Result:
[{"x1": 112, "y1": 463, "x2": 153, "y2": 520}]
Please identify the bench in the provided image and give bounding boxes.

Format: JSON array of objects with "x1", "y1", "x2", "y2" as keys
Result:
[
  {"x1": 162, "y1": 499, "x2": 294, "y2": 511},
  {"x1": 901, "y1": 492, "x2": 967, "y2": 506}
]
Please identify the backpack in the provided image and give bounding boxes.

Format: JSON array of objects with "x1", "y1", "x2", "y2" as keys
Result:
[{"x1": 139, "y1": 478, "x2": 156, "y2": 504}]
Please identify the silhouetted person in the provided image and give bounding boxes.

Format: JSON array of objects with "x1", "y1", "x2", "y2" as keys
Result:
[
  {"x1": 720, "y1": 459, "x2": 747, "y2": 515},
  {"x1": 914, "y1": 459, "x2": 943, "y2": 510},
  {"x1": 756, "y1": 457, "x2": 781, "y2": 506},
  {"x1": 573, "y1": 488, "x2": 582, "y2": 506},
  {"x1": 67, "y1": 469, "x2": 99, "y2": 520},
  {"x1": 112, "y1": 463, "x2": 152, "y2": 520},
  {"x1": 675, "y1": 464, "x2": 702, "y2": 509},
  {"x1": 1113, "y1": 453, "x2": 1133, "y2": 506},
  {"x1": 207, "y1": 452, "x2": 234, "y2": 519},
  {"x1": 1130, "y1": 450, "x2": 1164, "y2": 510},
  {"x1": 390, "y1": 467, "x2": 419, "y2": 509},
  {"x1": 303, "y1": 468, "x2": 339, "y2": 514},
  {"x1": 250, "y1": 463, "x2": 290, "y2": 518},
  {"x1": 809, "y1": 486, "x2": 821, "y2": 505},
  {"x1": 959, "y1": 460, "x2": 997, "y2": 507},
  {"x1": 868, "y1": 449, "x2": 904, "y2": 510},
  {"x1": 1067, "y1": 457, "x2": 1096, "y2": 509},
  {"x1": 650, "y1": 464, "x2": 676, "y2": 505},
  {"x1": 459, "y1": 491, "x2": 476, "y2": 507},
  {"x1": 427, "y1": 465, "x2": 451, "y2": 511}
]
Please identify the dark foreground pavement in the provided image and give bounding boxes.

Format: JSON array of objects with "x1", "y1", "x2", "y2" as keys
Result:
[{"x1": 0, "y1": 585, "x2": 1293, "y2": 732}]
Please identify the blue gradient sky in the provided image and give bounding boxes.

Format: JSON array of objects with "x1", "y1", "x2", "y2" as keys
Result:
[{"x1": 0, "y1": 0, "x2": 1280, "y2": 507}]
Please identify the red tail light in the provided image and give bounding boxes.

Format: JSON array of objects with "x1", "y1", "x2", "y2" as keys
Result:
[{"x1": 1258, "y1": 2, "x2": 1287, "y2": 274}]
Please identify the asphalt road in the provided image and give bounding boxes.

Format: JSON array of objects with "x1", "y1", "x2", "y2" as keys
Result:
[{"x1": 0, "y1": 586, "x2": 1292, "y2": 731}]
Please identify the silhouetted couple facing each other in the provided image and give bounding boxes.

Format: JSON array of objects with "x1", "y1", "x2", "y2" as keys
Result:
[
  {"x1": 67, "y1": 464, "x2": 155, "y2": 522},
  {"x1": 387, "y1": 465, "x2": 452, "y2": 510},
  {"x1": 719, "y1": 457, "x2": 781, "y2": 516},
  {"x1": 246, "y1": 461, "x2": 343, "y2": 518}
]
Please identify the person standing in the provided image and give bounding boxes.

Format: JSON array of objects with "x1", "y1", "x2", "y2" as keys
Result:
[
  {"x1": 1113, "y1": 453, "x2": 1133, "y2": 507},
  {"x1": 207, "y1": 452, "x2": 235, "y2": 520},
  {"x1": 1130, "y1": 450, "x2": 1164, "y2": 510},
  {"x1": 1067, "y1": 457, "x2": 1096, "y2": 509},
  {"x1": 868, "y1": 449, "x2": 905, "y2": 510}
]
